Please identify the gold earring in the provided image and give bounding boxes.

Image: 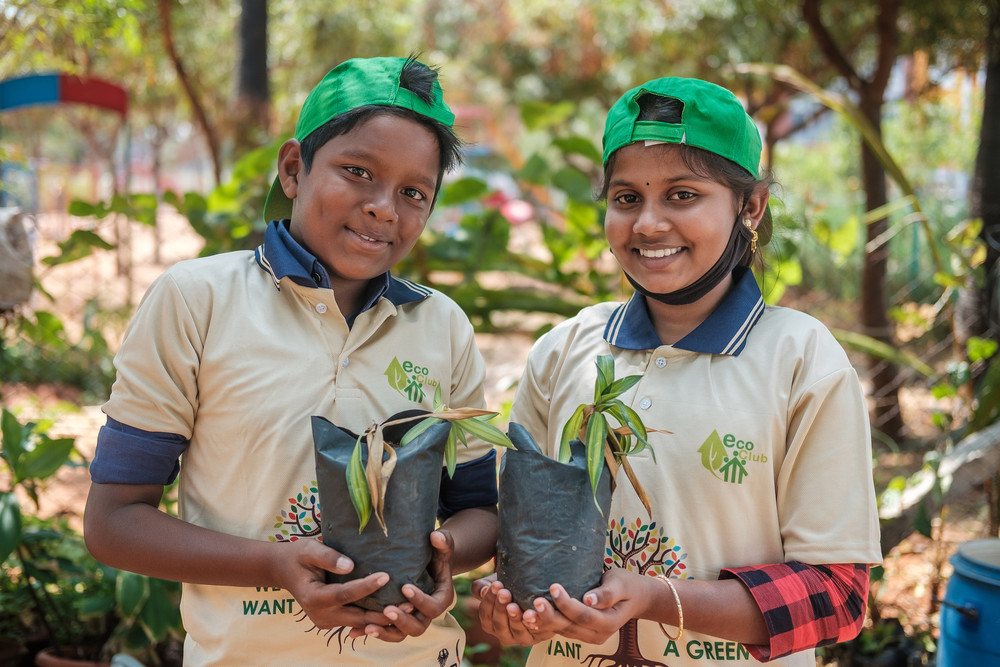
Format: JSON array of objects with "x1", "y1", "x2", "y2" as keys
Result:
[{"x1": 744, "y1": 218, "x2": 758, "y2": 255}]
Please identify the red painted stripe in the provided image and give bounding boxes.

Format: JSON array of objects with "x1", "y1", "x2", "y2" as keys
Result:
[{"x1": 58, "y1": 74, "x2": 127, "y2": 116}]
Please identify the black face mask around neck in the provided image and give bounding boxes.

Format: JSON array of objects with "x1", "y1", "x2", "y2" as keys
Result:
[{"x1": 623, "y1": 213, "x2": 754, "y2": 306}]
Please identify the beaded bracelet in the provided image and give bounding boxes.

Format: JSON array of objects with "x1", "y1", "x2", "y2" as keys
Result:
[{"x1": 654, "y1": 574, "x2": 684, "y2": 641}]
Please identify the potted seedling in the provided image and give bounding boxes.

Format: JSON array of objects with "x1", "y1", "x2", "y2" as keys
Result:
[
  {"x1": 496, "y1": 354, "x2": 662, "y2": 608},
  {"x1": 312, "y1": 387, "x2": 514, "y2": 611}
]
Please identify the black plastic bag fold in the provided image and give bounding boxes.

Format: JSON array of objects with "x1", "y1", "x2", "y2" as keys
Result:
[
  {"x1": 496, "y1": 422, "x2": 612, "y2": 609},
  {"x1": 312, "y1": 416, "x2": 451, "y2": 611}
]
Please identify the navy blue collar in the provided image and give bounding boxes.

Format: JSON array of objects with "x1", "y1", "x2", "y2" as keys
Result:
[
  {"x1": 604, "y1": 267, "x2": 765, "y2": 355},
  {"x1": 254, "y1": 220, "x2": 429, "y2": 310}
]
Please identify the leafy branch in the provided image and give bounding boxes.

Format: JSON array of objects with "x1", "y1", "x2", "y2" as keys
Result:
[
  {"x1": 346, "y1": 387, "x2": 514, "y2": 535},
  {"x1": 558, "y1": 355, "x2": 667, "y2": 516}
]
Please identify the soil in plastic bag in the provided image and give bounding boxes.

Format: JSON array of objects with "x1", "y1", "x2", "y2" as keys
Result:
[
  {"x1": 312, "y1": 415, "x2": 450, "y2": 611},
  {"x1": 496, "y1": 422, "x2": 612, "y2": 609}
]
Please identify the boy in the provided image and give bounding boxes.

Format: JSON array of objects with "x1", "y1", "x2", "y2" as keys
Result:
[{"x1": 84, "y1": 56, "x2": 498, "y2": 666}]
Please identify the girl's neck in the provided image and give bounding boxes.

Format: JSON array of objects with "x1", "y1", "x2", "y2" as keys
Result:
[{"x1": 645, "y1": 274, "x2": 734, "y2": 345}]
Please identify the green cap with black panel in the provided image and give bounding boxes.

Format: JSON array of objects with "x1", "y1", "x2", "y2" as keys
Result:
[
  {"x1": 602, "y1": 77, "x2": 762, "y2": 177},
  {"x1": 263, "y1": 56, "x2": 456, "y2": 223}
]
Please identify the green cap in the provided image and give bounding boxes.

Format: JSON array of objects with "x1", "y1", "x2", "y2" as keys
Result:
[
  {"x1": 264, "y1": 56, "x2": 456, "y2": 223},
  {"x1": 602, "y1": 77, "x2": 762, "y2": 177}
]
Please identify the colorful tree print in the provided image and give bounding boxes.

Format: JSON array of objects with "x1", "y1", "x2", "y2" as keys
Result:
[
  {"x1": 269, "y1": 482, "x2": 321, "y2": 543},
  {"x1": 582, "y1": 516, "x2": 689, "y2": 667},
  {"x1": 273, "y1": 482, "x2": 366, "y2": 654}
]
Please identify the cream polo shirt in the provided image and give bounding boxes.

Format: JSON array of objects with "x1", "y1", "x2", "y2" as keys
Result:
[
  {"x1": 99, "y1": 235, "x2": 492, "y2": 666},
  {"x1": 511, "y1": 269, "x2": 881, "y2": 667}
]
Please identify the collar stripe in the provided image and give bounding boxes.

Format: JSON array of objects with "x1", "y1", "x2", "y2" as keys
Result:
[
  {"x1": 606, "y1": 301, "x2": 630, "y2": 346},
  {"x1": 721, "y1": 294, "x2": 764, "y2": 355},
  {"x1": 254, "y1": 244, "x2": 281, "y2": 291},
  {"x1": 393, "y1": 278, "x2": 433, "y2": 299},
  {"x1": 602, "y1": 268, "x2": 763, "y2": 355}
]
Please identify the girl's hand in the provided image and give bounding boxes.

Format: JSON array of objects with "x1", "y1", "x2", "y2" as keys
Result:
[
  {"x1": 474, "y1": 577, "x2": 554, "y2": 646},
  {"x1": 522, "y1": 569, "x2": 649, "y2": 645}
]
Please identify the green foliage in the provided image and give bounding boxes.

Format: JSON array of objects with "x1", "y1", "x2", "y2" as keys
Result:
[
  {"x1": 0, "y1": 409, "x2": 182, "y2": 661},
  {"x1": 0, "y1": 515, "x2": 117, "y2": 650},
  {"x1": 558, "y1": 355, "x2": 654, "y2": 513},
  {"x1": 0, "y1": 304, "x2": 120, "y2": 404},
  {"x1": 163, "y1": 139, "x2": 281, "y2": 256},
  {"x1": 346, "y1": 386, "x2": 514, "y2": 534},
  {"x1": 395, "y1": 99, "x2": 617, "y2": 333}
]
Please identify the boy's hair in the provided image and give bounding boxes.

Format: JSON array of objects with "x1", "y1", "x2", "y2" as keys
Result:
[
  {"x1": 600, "y1": 81, "x2": 774, "y2": 263},
  {"x1": 264, "y1": 56, "x2": 463, "y2": 222}
]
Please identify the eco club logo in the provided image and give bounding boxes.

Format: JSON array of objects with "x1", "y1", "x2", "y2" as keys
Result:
[
  {"x1": 383, "y1": 357, "x2": 438, "y2": 403},
  {"x1": 697, "y1": 429, "x2": 768, "y2": 484}
]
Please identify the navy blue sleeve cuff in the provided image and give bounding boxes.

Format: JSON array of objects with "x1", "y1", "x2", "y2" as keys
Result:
[
  {"x1": 90, "y1": 417, "x2": 188, "y2": 485},
  {"x1": 438, "y1": 450, "x2": 499, "y2": 520}
]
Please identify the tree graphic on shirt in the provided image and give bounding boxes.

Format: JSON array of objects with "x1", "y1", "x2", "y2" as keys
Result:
[
  {"x1": 581, "y1": 516, "x2": 689, "y2": 667},
  {"x1": 270, "y1": 483, "x2": 369, "y2": 654},
  {"x1": 269, "y1": 482, "x2": 321, "y2": 542}
]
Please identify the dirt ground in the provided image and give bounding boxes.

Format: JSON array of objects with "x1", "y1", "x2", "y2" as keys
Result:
[{"x1": 4, "y1": 209, "x2": 996, "y2": 662}]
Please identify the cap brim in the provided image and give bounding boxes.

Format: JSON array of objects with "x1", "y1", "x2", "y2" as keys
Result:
[{"x1": 263, "y1": 175, "x2": 292, "y2": 223}]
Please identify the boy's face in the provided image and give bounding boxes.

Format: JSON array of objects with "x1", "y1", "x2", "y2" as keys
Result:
[{"x1": 277, "y1": 113, "x2": 440, "y2": 301}]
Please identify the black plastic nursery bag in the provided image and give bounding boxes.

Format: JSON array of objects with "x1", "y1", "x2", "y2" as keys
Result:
[
  {"x1": 312, "y1": 416, "x2": 451, "y2": 611},
  {"x1": 496, "y1": 422, "x2": 612, "y2": 609}
]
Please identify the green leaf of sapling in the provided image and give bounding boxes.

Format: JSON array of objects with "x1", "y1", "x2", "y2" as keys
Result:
[
  {"x1": 594, "y1": 355, "x2": 615, "y2": 401},
  {"x1": 601, "y1": 375, "x2": 642, "y2": 402},
  {"x1": 399, "y1": 417, "x2": 443, "y2": 447},
  {"x1": 346, "y1": 436, "x2": 372, "y2": 532},
  {"x1": 455, "y1": 415, "x2": 514, "y2": 449},
  {"x1": 585, "y1": 412, "x2": 608, "y2": 502},
  {"x1": 445, "y1": 427, "x2": 459, "y2": 479},
  {"x1": 559, "y1": 405, "x2": 586, "y2": 463}
]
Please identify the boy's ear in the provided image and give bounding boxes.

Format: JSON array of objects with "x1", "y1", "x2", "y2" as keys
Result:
[{"x1": 276, "y1": 139, "x2": 303, "y2": 199}]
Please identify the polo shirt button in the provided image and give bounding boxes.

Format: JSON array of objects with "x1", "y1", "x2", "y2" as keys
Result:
[
  {"x1": 655, "y1": 357, "x2": 666, "y2": 368},
  {"x1": 315, "y1": 303, "x2": 328, "y2": 314},
  {"x1": 342, "y1": 358, "x2": 350, "y2": 367},
  {"x1": 639, "y1": 397, "x2": 651, "y2": 410}
]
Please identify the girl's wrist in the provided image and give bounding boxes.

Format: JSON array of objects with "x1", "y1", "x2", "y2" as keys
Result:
[{"x1": 638, "y1": 573, "x2": 681, "y2": 627}]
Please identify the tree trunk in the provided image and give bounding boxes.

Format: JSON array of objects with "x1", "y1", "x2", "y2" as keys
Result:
[
  {"x1": 858, "y1": 90, "x2": 904, "y2": 440},
  {"x1": 158, "y1": 0, "x2": 222, "y2": 186},
  {"x1": 233, "y1": 0, "x2": 270, "y2": 156},
  {"x1": 802, "y1": 0, "x2": 904, "y2": 443},
  {"x1": 972, "y1": 0, "x2": 1000, "y2": 338}
]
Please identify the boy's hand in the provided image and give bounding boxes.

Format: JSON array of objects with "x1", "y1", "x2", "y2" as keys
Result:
[
  {"x1": 358, "y1": 529, "x2": 456, "y2": 642},
  {"x1": 473, "y1": 576, "x2": 553, "y2": 646},
  {"x1": 274, "y1": 538, "x2": 391, "y2": 630}
]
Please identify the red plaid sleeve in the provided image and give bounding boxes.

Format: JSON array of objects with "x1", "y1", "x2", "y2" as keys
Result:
[{"x1": 719, "y1": 562, "x2": 870, "y2": 662}]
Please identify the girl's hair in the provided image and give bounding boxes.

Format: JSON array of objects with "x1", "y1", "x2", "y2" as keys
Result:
[
  {"x1": 299, "y1": 57, "x2": 463, "y2": 199},
  {"x1": 600, "y1": 91, "x2": 774, "y2": 267}
]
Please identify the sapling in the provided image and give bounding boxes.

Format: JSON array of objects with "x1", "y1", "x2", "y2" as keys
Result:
[
  {"x1": 558, "y1": 354, "x2": 663, "y2": 516},
  {"x1": 345, "y1": 386, "x2": 514, "y2": 535}
]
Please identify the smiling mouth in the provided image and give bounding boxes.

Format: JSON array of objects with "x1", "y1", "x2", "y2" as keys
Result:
[
  {"x1": 638, "y1": 247, "x2": 682, "y2": 258},
  {"x1": 352, "y1": 229, "x2": 389, "y2": 245}
]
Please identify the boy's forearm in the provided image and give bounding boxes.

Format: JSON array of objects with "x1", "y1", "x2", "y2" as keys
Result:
[
  {"x1": 439, "y1": 505, "x2": 498, "y2": 574},
  {"x1": 84, "y1": 482, "x2": 284, "y2": 587}
]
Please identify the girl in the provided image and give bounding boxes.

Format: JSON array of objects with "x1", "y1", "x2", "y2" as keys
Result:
[{"x1": 475, "y1": 77, "x2": 882, "y2": 666}]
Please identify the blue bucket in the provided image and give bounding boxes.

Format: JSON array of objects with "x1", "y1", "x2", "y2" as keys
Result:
[{"x1": 937, "y1": 538, "x2": 1000, "y2": 666}]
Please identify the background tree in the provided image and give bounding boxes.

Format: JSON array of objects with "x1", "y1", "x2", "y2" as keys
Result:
[
  {"x1": 970, "y1": 0, "x2": 1000, "y2": 344},
  {"x1": 233, "y1": 0, "x2": 271, "y2": 156},
  {"x1": 801, "y1": 0, "x2": 906, "y2": 441}
]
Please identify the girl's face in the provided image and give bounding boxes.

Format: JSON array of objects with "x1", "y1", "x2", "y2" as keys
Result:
[{"x1": 604, "y1": 143, "x2": 743, "y2": 297}]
